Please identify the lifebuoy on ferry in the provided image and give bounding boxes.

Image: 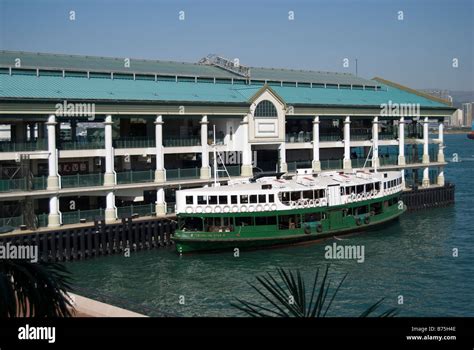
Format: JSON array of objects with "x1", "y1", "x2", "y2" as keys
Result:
[
  {"x1": 271, "y1": 204, "x2": 277, "y2": 211},
  {"x1": 351, "y1": 193, "x2": 356, "y2": 201},
  {"x1": 185, "y1": 206, "x2": 193, "y2": 214},
  {"x1": 223, "y1": 206, "x2": 230, "y2": 213},
  {"x1": 205, "y1": 206, "x2": 212, "y2": 213},
  {"x1": 303, "y1": 199, "x2": 309, "y2": 207},
  {"x1": 196, "y1": 206, "x2": 203, "y2": 213},
  {"x1": 214, "y1": 206, "x2": 222, "y2": 213},
  {"x1": 309, "y1": 199, "x2": 315, "y2": 206},
  {"x1": 240, "y1": 205, "x2": 247, "y2": 212},
  {"x1": 232, "y1": 206, "x2": 239, "y2": 213},
  {"x1": 315, "y1": 199, "x2": 320, "y2": 206},
  {"x1": 256, "y1": 205, "x2": 263, "y2": 212},
  {"x1": 290, "y1": 201, "x2": 297, "y2": 208},
  {"x1": 357, "y1": 194, "x2": 362, "y2": 200},
  {"x1": 264, "y1": 204, "x2": 270, "y2": 211},
  {"x1": 249, "y1": 206, "x2": 255, "y2": 212}
]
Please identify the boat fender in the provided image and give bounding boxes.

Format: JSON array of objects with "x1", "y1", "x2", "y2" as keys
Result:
[
  {"x1": 356, "y1": 217, "x2": 362, "y2": 226},
  {"x1": 316, "y1": 224, "x2": 323, "y2": 233},
  {"x1": 304, "y1": 224, "x2": 311, "y2": 234},
  {"x1": 364, "y1": 216, "x2": 370, "y2": 225}
]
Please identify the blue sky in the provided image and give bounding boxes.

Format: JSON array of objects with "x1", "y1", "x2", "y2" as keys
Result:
[{"x1": 0, "y1": 0, "x2": 472, "y2": 90}]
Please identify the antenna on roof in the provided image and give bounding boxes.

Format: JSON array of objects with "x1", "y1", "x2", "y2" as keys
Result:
[{"x1": 199, "y1": 54, "x2": 251, "y2": 78}]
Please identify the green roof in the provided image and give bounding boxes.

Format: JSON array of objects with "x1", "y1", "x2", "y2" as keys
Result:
[
  {"x1": 0, "y1": 72, "x2": 450, "y2": 108},
  {"x1": 0, "y1": 50, "x2": 378, "y2": 87}
]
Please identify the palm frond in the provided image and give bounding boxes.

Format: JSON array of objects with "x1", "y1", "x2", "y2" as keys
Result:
[{"x1": 232, "y1": 265, "x2": 399, "y2": 318}]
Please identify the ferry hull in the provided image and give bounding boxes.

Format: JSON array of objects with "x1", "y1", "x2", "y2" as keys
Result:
[{"x1": 173, "y1": 201, "x2": 406, "y2": 254}]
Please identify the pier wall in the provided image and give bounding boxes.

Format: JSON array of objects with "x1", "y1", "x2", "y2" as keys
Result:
[
  {"x1": 401, "y1": 183, "x2": 455, "y2": 211},
  {"x1": 0, "y1": 217, "x2": 175, "y2": 262}
]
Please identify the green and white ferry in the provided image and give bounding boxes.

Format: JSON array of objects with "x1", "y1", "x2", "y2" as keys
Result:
[{"x1": 173, "y1": 169, "x2": 407, "y2": 253}]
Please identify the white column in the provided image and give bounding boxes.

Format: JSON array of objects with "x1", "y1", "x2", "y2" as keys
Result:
[
  {"x1": 46, "y1": 114, "x2": 60, "y2": 190},
  {"x1": 312, "y1": 116, "x2": 321, "y2": 172},
  {"x1": 279, "y1": 143, "x2": 287, "y2": 173},
  {"x1": 105, "y1": 191, "x2": 117, "y2": 224},
  {"x1": 48, "y1": 195, "x2": 61, "y2": 227},
  {"x1": 398, "y1": 116, "x2": 406, "y2": 165},
  {"x1": 155, "y1": 187, "x2": 166, "y2": 216},
  {"x1": 200, "y1": 115, "x2": 211, "y2": 180},
  {"x1": 104, "y1": 115, "x2": 116, "y2": 186},
  {"x1": 437, "y1": 120, "x2": 445, "y2": 163},
  {"x1": 154, "y1": 115, "x2": 166, "y2": 182},
  {"x1": 343, "y1": 116, "x2": 352, "y2": 170},
  {"x1": 372, "y1": 116, "x2": 380, "y2": 168},
  {"x1": 437, "y1": 167, "x2": 445, "y2": 186},
  {"x1": 422, "y1": 116, "x2": 430, "y2": 187},
  {"x1": 241, "y1": 114, "x2": 253, "y2": 177},
  {"x1": 422, "y1": 116, "x2": 430, "y2": 164}
]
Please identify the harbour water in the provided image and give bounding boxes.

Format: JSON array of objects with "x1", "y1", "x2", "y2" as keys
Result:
[{"x1": 68, "y1": 134, "x2": 474, "y2": 317}]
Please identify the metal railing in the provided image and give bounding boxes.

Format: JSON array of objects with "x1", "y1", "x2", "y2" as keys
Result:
[
  {"x1": 320, "y1": 133, "x2": 342, "y2": 142},
  {"x1": 117, "y1": 203, "x2": 154, "y2": 219},
  {"x1": 0, "y1": 178, "x2": 27, "y2": 192},
  {"x1": 61, "y1": 208, "x2": 105, "y2": 225},
  {"x1": 166, "y1": 167, "x2": 200, "y2": 181},
  {"x1": 113, "y1": 137, "x2": 155, "y2": 149},
  {"x1": 116, "y1": 170, "x2": 154, "y2": 184},
  {"x1": 0, "y1": 215, "x2": 24, "y2": 228},
  {"x1": 61, "y1": 173, "x2": 104, "y2": 188},
  {"x1": 320, "y1": 159, "x2": 343, "y2": 170},
  {"x1": 163, "y1": 137, "x2": 200, "y2": 147},
  {"x1": 287, "y1": 161, "x2": 312, "y2": 172},
  {"x1": 0, "y1": 140, "x2": 48, "y2": 152},
  {"x1": 285, "y1": 132, "x2": 312, "y2": 143},
  {"x1": 59, "y1": 139, "x2": 104, "y2": 150},
  {"x1": 32, "y1": 176, "x2": 48, "y2": 190}
]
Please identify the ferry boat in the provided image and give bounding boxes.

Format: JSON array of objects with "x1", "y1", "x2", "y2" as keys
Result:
[
  {"x1": 468, "y1": 121, "x2": 474, "y2": 140},
  {"x1": 172, "y1": 169, "x2": 407, "y2": 253}
]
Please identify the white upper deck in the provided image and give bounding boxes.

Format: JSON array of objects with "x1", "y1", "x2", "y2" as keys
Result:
[{"x1": 176, "y1": 170, "x2": 404, "y2": 215}]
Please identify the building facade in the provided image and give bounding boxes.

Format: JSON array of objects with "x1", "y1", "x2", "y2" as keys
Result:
[{"x1": 0, "y1": 51, "x2": 455, "y2": 230}]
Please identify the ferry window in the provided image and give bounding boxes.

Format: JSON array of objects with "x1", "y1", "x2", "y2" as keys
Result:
[
  {"x1": 290, "y1": 191, "x2": 301, "y2": 201},
  {"x1": 366, "y1": 183, "x2": 374, "y2": 192},
  {"x1": 279, "y1": 215, "x2": 301, "y2": 230},
  {"x1": 255, "y1": 216, "x2": 277, "y2": 225},
  {"x1": 281, "y1": 192, "x2": 290, "y2": 203},
  {"x1": 304, "y1": 213, "x2": 322, "y2": 222},
  {"x1": 269, "y1": 194, "x2": 275, "y2": 203},
  {"x1": 356, "y1": 185, "x2": 364, "y2": 194},
  {"x1": 197, "y1": 196, "x2": 207, "y2": 205},
  {"x1": 316, "y1": 189, "x2": 326, "y2": 199},
  {"x1": 240, "y1": 195, "x2": 249, "y2": 204},
  {"x1": 236, "y1": 217, "x2": 253, "y2": 226},
  {"x1": 185, "y1": 196, "x2": 193, "y2": 205},
  {"x1": 258, "y1": 194, "x2": 266, "y2": 203},
  {"x1": 303, "y1": 190, "x2": 313, "y2": 200},
  {"x1": 267, "y1": 216, "x2": 276, "y2": 225},
  {"x1": 250, "y1": 195, "x2": 258, "y2": 204},
  {"x1": 355, "y1": 205, "x2": 369, "y2": 215},
  {"x1": 375, "y1": 182, "x2": 380, "y2": 191},
  {"x1": 181, "y1": 217, "x2": 203, "y2": 231},
  {"x1": 384, "y1": 182, "x2": 387, "y2": 189},
  {"x1": 345, "y1": 187, "x2": 351, "y2": 195},
  {"x1": 340, "y1": 187, "x2": 345, "y2": 196},
  {"x1": 231, "y1": 195, "x2": 238, "y2": 204},
  {"x1": 370, "y1": 202, "x2": 383, "y2": 215},
  {"x1": 219, "y1": 196, "x2": 228, "y2": 204},
  {"x1": 209, "y1": 196, "x2": 218, "y2": 205}
]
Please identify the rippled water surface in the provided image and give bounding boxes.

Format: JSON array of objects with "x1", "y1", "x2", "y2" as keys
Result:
[{"x1": 68, "y1": 134, "x2": 474, "y2": 317}]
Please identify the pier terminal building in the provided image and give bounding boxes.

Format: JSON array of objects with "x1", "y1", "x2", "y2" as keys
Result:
[{"x1": 0, "y1": 51, "x2": 455, "y2": 229}]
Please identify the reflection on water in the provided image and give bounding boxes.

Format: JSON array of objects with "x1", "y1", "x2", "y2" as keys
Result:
[{"x1": 68, "y1": 134, "x2": 474, "y2": 317}]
